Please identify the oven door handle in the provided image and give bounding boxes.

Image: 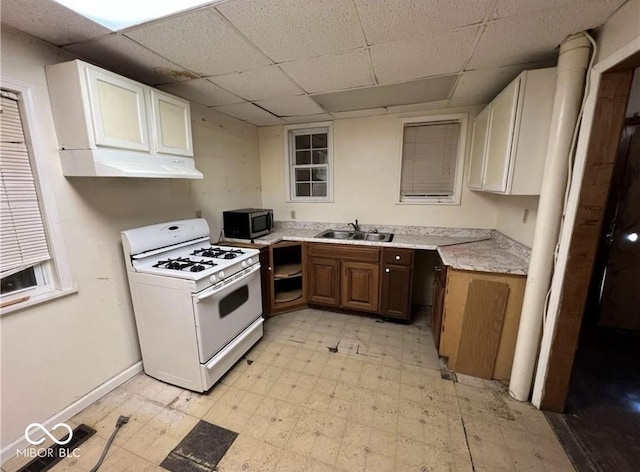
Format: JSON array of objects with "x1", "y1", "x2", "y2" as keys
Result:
[{"x1": 196, "y1": 264, "x2": 260, "y2": 302}]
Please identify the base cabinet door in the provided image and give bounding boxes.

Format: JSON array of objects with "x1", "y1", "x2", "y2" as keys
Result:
[
  {"x1": 431, "y1": 269, "x2": 446, "y2": 349},
  {"x1": 380, "y1": 265, "x2": 412, "y2": 320},
  {"x1": 307, "y1": 257, "x2": 340, "y2": 306},
  {"x1": 341, "y1": 261, "x2": 379, "y2": 313}
]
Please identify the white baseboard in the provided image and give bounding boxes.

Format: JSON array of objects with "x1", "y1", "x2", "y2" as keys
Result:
[{"x1": 0, "y1": 362, "x2": 143, "y2": 463}]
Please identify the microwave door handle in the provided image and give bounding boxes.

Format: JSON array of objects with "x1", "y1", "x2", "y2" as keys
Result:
[
  {"x1": 196, "y1": 264, "x2": 260, "y2": 302},
  {"x1": 267, "y1": 211, "x2": 273, "y2": 230}
]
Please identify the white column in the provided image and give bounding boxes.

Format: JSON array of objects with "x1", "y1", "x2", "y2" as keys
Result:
[{"x1": 509, "y1": 33, "x2": 592, "y2": 401}]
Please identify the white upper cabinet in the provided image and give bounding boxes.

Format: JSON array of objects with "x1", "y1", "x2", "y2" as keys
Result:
[
  {"x1": 467, "y1": 68, "x2": 556, "y2": 195},
  {"x1": 46, "y1": 60, "x2": 195, "y2": 158},
  {"x1": 86, "y1": 68, "x2": 150, "y2": 152},
  {"x1": 150, "y1": 90, "x2": 193, "y2": 156}
]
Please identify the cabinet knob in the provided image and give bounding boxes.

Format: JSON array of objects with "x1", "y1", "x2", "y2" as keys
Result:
[
  {"x1": 385, "y1": 268, "x2": 390, "y2": 273},
  {"x1": 268, "y1": 266, "x2": 272, "y2": 271},
  {"x1": 395, "y1": 255, "x2": 401, "y2": 261},
  {"x1": 434, "y1": 266, "x2": 442, "y2": 272}
]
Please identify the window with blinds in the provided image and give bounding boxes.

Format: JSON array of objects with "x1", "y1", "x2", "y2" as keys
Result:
[
  {"x1": 0, "y1": 90, "x2": 51, "y2": 284},
  {"x1": 400, "y1": 120, "x2": 462, "y2": 201}
]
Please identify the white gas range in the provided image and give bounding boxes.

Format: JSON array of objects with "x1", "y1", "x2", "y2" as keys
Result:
[{"x1": 121, "y1": 218, "x2": 263, "y2": 392}]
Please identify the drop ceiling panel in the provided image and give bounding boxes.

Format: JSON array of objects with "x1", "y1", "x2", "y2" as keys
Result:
[
  {"x1": 283, "y1": 114, "x2": 334, "y2": 124},
  {"x1": 494, "y1": 0, "x2": 626, "y2": 20},
  {"x1": 331, "y1": 108, "x2": 387, "y2": 119},
  {"x1": 209, "y1": 66, "x2": 304, "y2": 101},
  {"x1": 355, "y1": 0, "x2": 491, "y2": 45},
  {"x1": 125, "y1": 6, "x2": 271, "y2": 76},
  {"x1": 216, "y1": 0, "x2": 366, "y2": 62},
  {"x1": 279, "y1": 50, "x2": 375, "y2": 94},
  {"x1": 212, "y1": 103, "x2": 284, "y2": 126},
  {"x1": 312, "y1": 76, "x2": 457, "y2": 112},
  {"x1": 469, "y1": 2, "x2": 626, "y2": 68},
  {"x1": 386, "y1": 100, "x2": 451, "y2": 114},
  {"x1": 255, "y1": 95, "x2": 324, "y2": 117},
  {"x1": 66, "y1": 35, "x2": 199, "y2": 85},
  {"x1": 452, "y1": 65, "x2": 526, "y2": 99},
  {"x1": 371, "y1": 28, "x2": 479, "y2": 84},
  {"x1": 158, "y1": 79, "x2": 244, "y2": 106},
  {"x1": 1, "y1": 0, "x2": 109, "y2": 45}
]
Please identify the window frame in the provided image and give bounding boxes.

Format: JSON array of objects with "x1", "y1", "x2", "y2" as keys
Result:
[
  {"x1": 397, "y1": 113, "x2": 468, "y2": 206},
  {"x1": 284, "y1": 122, "x2": 334, "y2": 203},
  {"x1": 1, "y1": 76, "x2": 76, "y2": 315}
]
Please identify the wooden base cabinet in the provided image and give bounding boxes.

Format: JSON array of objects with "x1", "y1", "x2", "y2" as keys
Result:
[
  {"x1": 431, "y1": 256, "x2": 446, "y2": 349},
  {"x1": 307, "y1": 243, "x2": 381, "y2": 313},
  {"x1": 380, "y1": 248, "x2": 414, "y2": 320},
  {"x1": 438, "y1": 268, "x2": 526, "y2": 380},
  {"x1": 341, "y1": 261, "x2": 380, "y2": 312},
  {"x1": 307, "y1": 257, "x2": 340, "y2": 306}
]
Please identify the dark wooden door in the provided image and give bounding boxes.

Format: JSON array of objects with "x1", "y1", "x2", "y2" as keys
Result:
[
  {"x1": 259, "y1": 246, "x2": 272, "y2": 316},
  {"x1": 341, "y1": 261, "x2": 379, "y2": 312},
  {"x1": 381, "y1": 264, "x2": 412, "y2": 320},
  {"x1": 307, "y1": 257, "x2": 340, "y2": 306},
  {"x1": 599, "y1": 122, "x2": 640, "y2": 331}
]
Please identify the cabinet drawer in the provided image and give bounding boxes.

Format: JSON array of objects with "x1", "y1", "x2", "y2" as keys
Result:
[
  {"x1": 307, "y1": 243, "x2": 380, "y2": 262},
  {"x1": 382, "y1": 248, "x2": 413, "y2": 266}
]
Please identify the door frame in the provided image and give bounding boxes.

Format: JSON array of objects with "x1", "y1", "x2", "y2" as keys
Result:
[{"x1": 531, "y1": 41, "x2": 640, "y2": 411}]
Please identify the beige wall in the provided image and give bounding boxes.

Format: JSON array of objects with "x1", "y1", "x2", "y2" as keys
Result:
[
  {"x1": 0, "y1": 27, "x2": 261, "y2": 450},
  {"x1": 260, "y1": 109, "x2": 539, "y2": 245},
  {"x1": 260, "y1": 110, "x2": 505, "y2": 229}
]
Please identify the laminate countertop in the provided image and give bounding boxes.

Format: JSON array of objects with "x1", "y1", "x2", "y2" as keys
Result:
[{"x1": 221, "y1": 222, "x2": 530, "y2": 275}]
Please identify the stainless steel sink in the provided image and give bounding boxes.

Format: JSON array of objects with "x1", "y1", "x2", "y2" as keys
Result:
[{"x1": 315, "y1": 229, "x2": 394, "y2": 242}]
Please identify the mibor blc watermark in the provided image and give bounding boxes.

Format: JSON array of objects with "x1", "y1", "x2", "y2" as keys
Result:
[{"x1": 17, "y1": 423, "x2": 80, "y2": 459}]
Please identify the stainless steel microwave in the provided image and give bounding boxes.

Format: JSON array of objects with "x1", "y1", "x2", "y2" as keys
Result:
[{"x1": 223, "y1": 209, "x2": 273, "y2": 239}]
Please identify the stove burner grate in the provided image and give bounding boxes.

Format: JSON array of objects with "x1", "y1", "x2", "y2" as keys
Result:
[
  {"x1": 153, "y1": 257, "x2": 217, "y2": 272},
  {"x1": 191, "y1": 247, "x2": 245, "y2": 259}
]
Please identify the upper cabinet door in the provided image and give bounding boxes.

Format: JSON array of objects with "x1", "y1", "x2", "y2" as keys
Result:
[
  {"x1": 467, "y1": 106, "x2": 490, "y2": 190},
  {"x1": 482, "y1": 77, "x2": 520, "y2": 193},
  {"x1": 85, "y1": 68, "x2": 150, "y2": 152},
  {"x1": 151, "y1": 90, "x2": 193, "y2": 157}
]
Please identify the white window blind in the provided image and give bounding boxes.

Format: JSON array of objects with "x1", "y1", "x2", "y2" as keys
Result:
[
  {"x1": 401, "y1": 121, "x2": 461, "y2": 198},
  {"x1": 0, "y1": 90, "x2": 51, "y2": 277}
]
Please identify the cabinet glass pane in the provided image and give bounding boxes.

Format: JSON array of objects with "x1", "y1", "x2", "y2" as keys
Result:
[
  {"x1": 158, "y1": 99, "x2": 188, "y2": 149},
  {"x1": 97, "y1": 79, "x2": 143, "y2": 144}
]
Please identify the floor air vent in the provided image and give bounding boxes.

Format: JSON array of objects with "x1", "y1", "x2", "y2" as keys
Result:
[{"x1": 17, "y1": 424, "x2": 96, "y2": 472}]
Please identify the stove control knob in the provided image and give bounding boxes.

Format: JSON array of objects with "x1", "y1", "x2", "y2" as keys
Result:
[
  {"x1": 241, "y1": 261, "x2": 247, "y2": 268},
  {"x1": 218, "y1": 271, "x2": 225, "y2": 279},
  {"x1": 247, "y1": 257, "x2": 253, "y2": 265},
  {"x1": 209, "y1": 274, "x2": 217, "y2": 283}
]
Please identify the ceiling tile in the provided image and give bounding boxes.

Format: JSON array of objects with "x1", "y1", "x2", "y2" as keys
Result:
[
  {"x1": 209, "y1": 66, "x2": 304, "y2": 101},
  {"x1": 1, "y1": 0, "x2": 109, "y2": 45},
  {"x1": 354, "y1": 0, "x2": 492, "y2": 45},
  {"x1": 452, "y1": 65, "x2": 526, "y2": 99},
  {"x1": 212, "y1": 103, "x2": 285, "y2": 126},
  {"x1": 66, "y1": 35, "x2": 199, "y2": 85},
  {"x1": 370, "y1": 28, "x2": 478, "y2": 84},
  {"x1": 158, "y1": 79, "x2": 244, "y2": 106},
  {"x1": 279, "y1": 50, "x2": 375, "y2": 94},
  {"x1": 493, "y1": 0, "x2": 626, "y2": 20},
  {"x1": 255, "y1": 95, "x2": 324, "y2": 117},
  {"x1": 125, "y1": 6, "x2": 271, "y2": 76},
  {"x1": 469, "y1": 2, "x2": 625, "y2": 68},
  {"x1": 282, "y1": 114, "x2": 334, "y2": 124},
  {"x1": 448, "y1": 94, "x2": 494, "y2": 108},
  {"x1": 216, "y1": 0, "x2": 365, "y2": 62},
  {"x1": 386, "y1": 100, "x2": 451, "y2": 114},
  {"x1": 312, "y1": 75, "x2": 457, "y2": 112},
  {"x1": 331, "y1": 108, "x2": 387, "y2": 119}
]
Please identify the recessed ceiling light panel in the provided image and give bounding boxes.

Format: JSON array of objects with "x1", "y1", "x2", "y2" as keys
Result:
[{"x1": 52, "y1": 0, "x2": 218, "y2": 31}]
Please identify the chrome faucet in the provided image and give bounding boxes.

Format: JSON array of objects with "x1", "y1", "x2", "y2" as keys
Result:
[{"x1": 348, "y1": 219, "x2": 360, "y2": 232}]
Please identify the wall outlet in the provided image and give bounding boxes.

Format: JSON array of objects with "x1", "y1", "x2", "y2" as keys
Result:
[
  {"x1": 195, "y1": 209, "x2": 202, "y2": 218},
  {"x1": 290, "y1": 210, "x2": 296, "y2": 220},
  {"x1": 522, "y1": 209, "x2": 529, "y2": 223}
]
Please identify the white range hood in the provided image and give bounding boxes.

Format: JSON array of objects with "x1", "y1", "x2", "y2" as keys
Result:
[{"x1": 60, "y1": 148, "x2": 204, "y2": 179}]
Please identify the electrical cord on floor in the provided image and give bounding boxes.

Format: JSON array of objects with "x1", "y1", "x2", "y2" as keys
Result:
[{"x1": 89, "y1": 415, "x2": 129, "y2": 472}]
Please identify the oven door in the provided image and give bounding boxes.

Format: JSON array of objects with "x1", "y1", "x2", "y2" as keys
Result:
[{"x1": 192, "y1": 264, "x2": 262, "y2": 363}]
